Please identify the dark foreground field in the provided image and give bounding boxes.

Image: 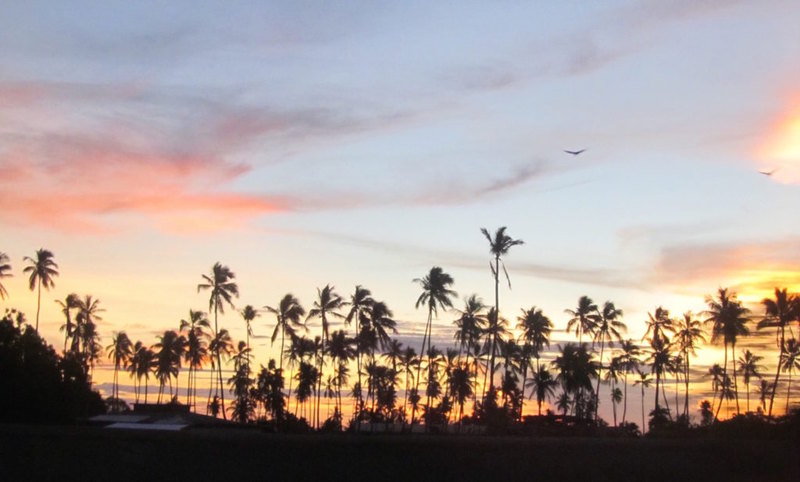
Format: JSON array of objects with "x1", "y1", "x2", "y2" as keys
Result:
[{"x1": 1, "y1": 424, "x2": 797, "y2": 481}]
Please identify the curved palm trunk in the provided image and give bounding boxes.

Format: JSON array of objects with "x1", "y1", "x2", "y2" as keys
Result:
[
  {"x1": 411, "y1": 308, "x2": 433, "y2": 428},
  {"x1": 594, "y1": 337, "x2": 605, "y2": 421},
  {"x1": 715, "y1": 344, "x2": 728, "y2": 420},
  {"x1": 622, "y1": 372, "x2": 628, "y2": 424},
  {"x1": 768, "y1": 325, "x2": 785, "y2": 417},
  {"x1": 786, "y1": 372, "x2": 792, "y2": 415}
]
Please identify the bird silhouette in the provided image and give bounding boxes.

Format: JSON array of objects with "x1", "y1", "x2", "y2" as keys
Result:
[
  {"x1": 759, "y1": 168, "x2": 779, "y2": 176},
  {"x1": 564, "y1": 149, "x2": 586, "y2": 156}
]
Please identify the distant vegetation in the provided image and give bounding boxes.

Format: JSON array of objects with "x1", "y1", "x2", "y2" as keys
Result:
[{"x1": 0, "y1": 232, "x2": 798, "y2": 434}]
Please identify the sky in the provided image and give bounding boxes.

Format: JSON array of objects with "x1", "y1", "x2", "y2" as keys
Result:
[{"x1": 2, "y1": 1, "x2": 800, "y2": 420}]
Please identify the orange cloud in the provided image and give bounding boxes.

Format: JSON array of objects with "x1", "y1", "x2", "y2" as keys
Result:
[{"x1": 757, "y1": 98, "x2": 800, "y2": 183}]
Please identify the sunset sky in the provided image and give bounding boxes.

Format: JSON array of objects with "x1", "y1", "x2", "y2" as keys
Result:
[{"x1": 2, "y1": 1, "x2": 800, "y2": 419}]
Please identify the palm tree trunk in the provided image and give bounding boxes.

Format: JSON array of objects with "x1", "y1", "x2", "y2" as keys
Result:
[
  {"x1": 786, "y1": 372, "x2": 792, "y2": 415},
  {"x1": 412, "y1": 308, "x2": 432, "y2": 427},
  {"x1": 35, "y1": 278, "x2": 42, "y2": 333},
  {"x1": 684, "y1": 356, "x2": 690, "y2": 418},
  {"x1": 768, "y1": 326, "x2": 785, "y2": 417},
  {"x1": 144, "y1": 379, "x2": 149, "y2": 404},
  {"x1": 732, "y1": 341, "x2": 740, "y2": 415},
  {"x1": 716, "y1": 343, "x2": 728, "y2": 419},
  {"x1": 622, "y1": 372, "x2": 628, "y2": 424},
  {"x1": 489, "y1": 256, "x2": 500, "y2": 394},
  {"x1": 640, "y1": 385, "x2": 646, "y2": 434},
  {"x1": 594, "y1": 337, "x2": 605, "y2": 421}
]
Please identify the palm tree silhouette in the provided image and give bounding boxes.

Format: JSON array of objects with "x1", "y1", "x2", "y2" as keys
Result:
[
  {"x1": 615, "y1": 339, "x2": 640, "y2": 424},
  {"x1": 527, "y1": 365, "x2": 557, "y2": 416},
  {"x1": 106, "y1": 331, "x2": 133, "y2": 408},
  {"x1": 481, "y1": 227, "x2": 523, "y2": 396},
  {"x1": 780, "y1": 338, "x2": 800, "y2": 414},
  {"x1": 610, "y1": 387, "x2": 623, "y2": 426},
  {"x1": 76, "y1": 295, "x2": 104, "y2": 378},
  {"x1": 153, "y1": 330, "x2": 186, "y2": 403},
  {"x1": 565, "y1": 296, "x2": 599, "y2": 345},
  {"x1": 757, "y1": 379, "x2": 773, "y2": 413},
  {"x1": 0, "y1": 252, "x2": 11, "y2": 301},
  {"x1": 180, "y1": 310, "x2": 210, "y2": 408},
  {"x1": 344, "y1": 285, "x2": 374, "y2": 419},
  {"x1": 307, "y1": 285, "x2": 343, "y2": 428},
  {"x1": 737, "y1": 349, "x2": 764, "y2": 414},
  {"x1": 56, "y1": 293, "x2": 80, "y2": 354},
  {"x1": 674, "y1": 311, "x2": 705, "y2": 417},
  {"x1": 552, "y1": 343, "x2": 597, "y2": 419},
  {"x1": 593, "y1": 301, "x2": 625, "y2": 420},
  {"x1": 643, "y1": 306, "x2": 674, "y2": 347},
  {"x1": 633, "y1": 371, "x2": 651, "y2": 434},
  {"x1": 412, "y1": 266, "x2": 456, "y2": 428},
  {"x1": 22, "y1": 248, "x2": 59, "y2": 333},
  {"x1": 706, "y1": 364, "x2": 724, "y2": 419},
  {"x1": 240, "y1": 305, "x2": 259, "y2": 353},
  {"x1": 228, "y1": 341, "x2": 254, "y2": 423},
  {"x1": 265, "y1": 293, "x2": 306, "y2": 372},
  {"x1": 646, "y1": 334, "x2": 671, "y2": 416},
  {"x1": 328, "y1": 329, "x2": 356, "y2": 415},
  {"x1": 197, "y1": 263, "x2": 239, "y2": 419},
  {"x1": 399, "y1": 346, "x2": 418, "y2": 419},
  {"x1": 207, "y1": 328, "x2": 233, "y2": 414},
  {"x1": 704, "y1": 288, "x2": 750, "y2": 416},
  {"x1": 131, "y1": 342, "x2": 155, "y2": 403},
  {"x1": 759, "y1": 288, "x2": 798, "y2": 416}
]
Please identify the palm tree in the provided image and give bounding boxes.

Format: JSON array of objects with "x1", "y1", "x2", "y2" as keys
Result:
[
  {"x1": 757, "y1": 379, "x2": 773, "y2": 414},
  {"x1": 449, "y1": 365, "x2": 473, "y2": 426},
  {"x1": 780, "y1": 338, "x2": 800, "y2": 414},
  {"x1": 674, "y1": 311, "x2": 706, "y2": 417},
  {"x1": 22, "y1": 248, "x2": 59, "y2": 333},
  {"x1": 593, "y1": 301, "x2": 625, "y2": 420},
  {"x1": 0, "y1": 252, "x2": 11, "y2": 301},
  {"x1": 399, "y1": 346, "x2": 418, "y2": 419},
  {"x1": 759, "y1": 288, "x2": 799, "y2": 416},
  {"x1": 328, "y1": 329, "x2": 356, "y2": 414},
  {"x1": 707, "y1": 364, "x2": 724, "y2": 419},
  {"x1": 343, "y1": 285, "x2": 374, "y2": 418},
  {"x1": 132, "y1": 343, "x2": 155, "y2": 403},
  {"x1": 180, "y1": 310, "x2": 211, "y2": 408},
  {"x1": 704, "y1": 288, "x2": 751, "y2": 416},
  {"x1": 153, "y1": 330, "x2": 186, "y2": 403},
  {"x1": 633, "y1": 371, "x2": 652, "y2": 434},
  {"x1": 610, "y1": 387, "x2": 623, "y2": 427},
  {"x1": 240, "y1": 305, "x2": 259, "y2": 352},
  {"x1": 517, "y1": 306, "x2": 552, "y2": 372},
  {"x1": 228, "y1": 341, "x2": 254, "y2": 423},
  {"x1": 106, "y1": 331, "x2": 133, "y2": 407},
  {"x1": 76, "y1": 295, "x2": 104, "y2": 377},
  {"x1": 646, "y1": 334, "x2": 671, "y2": 415},
  {"x1": 643, "y1": 306, "x2": 674, "y2": 346},
  {"x1": 412, "y1": 266, "x2": 456, "y2": 427},
  {"x1": 307, "y1": 284, "x2": 343, "y2": 428},
  {"x1": 737, "y1": 349, "x2": 764, "y2": 414},
  {"x1": 616, "y1": 339, "x2": 640, "y2": 424},
  {"x1": 454, "y1": 295, "x2": 488, "y2": 364},
  {"x1": 552, "y1": 343, "x2": 597, "y2": 419},
  {"x1": 527, "y1": 365, "x2": 558, "y2": 415},
  {"x1": 265, "y1": 294, "x2": 306, "y2": 371},
  {"x1": 565, "y1": 296, "x2": 599, "y2": 345},
  {"x1": 480, "y1": 227, "x2": 523, "y2": 395},
  {"x1": 56, "y1": 293, "x2": 80, "y2": 354},
  {"x1": 207, "y1": 328, "x2": 233, "y2": 414},
  {"x1": 197, "y1": 262, "x2": 239, "y2": 419}
]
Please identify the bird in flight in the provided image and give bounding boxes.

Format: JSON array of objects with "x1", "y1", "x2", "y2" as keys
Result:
[
  {"x1": 564, "y1": 149, "x2": 586, "y2": 156},
  {"x1": 759, "y1": 168, "x2": 779, "y2": 176}
]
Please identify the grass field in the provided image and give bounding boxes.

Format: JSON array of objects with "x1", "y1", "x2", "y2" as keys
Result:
[{"x1": 1, "y1": 424, "x2": 797, "y2": 481}]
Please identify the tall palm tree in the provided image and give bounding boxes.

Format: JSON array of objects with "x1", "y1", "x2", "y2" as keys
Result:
[
  {"x1": 449, "y1": 365, "x2": 473, "y2": 426},
  {"x1": 265, "y1": 294, "x2": 306, "y2": 371},
  {"x1": 412, "y1": 266, "x2": 456, "y2": 427},
  {"x1": 646, "y1": 334, "x2": 671, "y2": 415},
  {"x1": 344, "y1": 285, "x2": 374, "y2": 418},
  {"x1": 134, "y1": 343, "x2": 156, "y2": 404},
  {"x1": 706, "y1": 364, "x2": 724, "y2": 419},
  {"x1": 517, "y1": 306, "x2": 553, "y2": 373},
  {"x1": 633, "y1": 371, "x2": 652, "y2": 434},
  {"x1": 76, "y1": 295, "x2": 104, "y2": 378},
  {"x1": 704, "y1": 288, "x2": 750, "y2": 416},
  {"x1": 454, "y1": 295, "x2": 487, "y2": 364},
  {"x1": 56, "y1": 293, "x2": 80, "y2": 354},
  {"x1": 328, "y1": 329, "x2": 356, "y2": 415},
  {"x1": 399, "y1": 346, "x2": 419, "y2": 419},
  {"x1": 552, "y1": 343, "x2": 597, "y2": 419},
  {"x1": 106, "y1": 331, "x2": 133, "y2": 406},
  {"x1": 0, "y1": 252, "x2": 11, "y2": 301},
  {"x1": 593, "y1": 301, "x2": 625, "y2": 420},
  {"x1": 240, "y1": 305, "x2": 259, "y2": 353},
  {"x1": 780, "y1": 338, "x2": 800, "y2": 414},
  {"x1": 307, "y1": 284, "x2": 343, "y2": 428},
  {"x1": 674, "y1": 311, "x2": 705, "y2": 417},
  {"x1": 759, "y1": 288, "x2": 799, "y2": 416},
  {"x1": 737, "y1": 349, "x2": 764, "y2": 414},
  {"x1": 180, "y1": 310, "x2": 211, "y2": 409},
  {"x1": 22, "y1": 248, "x2": 59, "y2": 333},
  {"x1": 197, "y1": 262, "x2": 239, "y2": 419},
  {"x1": 128, "y1": 341, "x2": 144, "y2": 403},
  {"x1": 480, "y1": 227, "x2": 523, "y2": 395},
  {"x1": 616, "y1": 339, "x2": 640, "y2": 424},
  {"x1": 565, "y1": 296, "x2": 599, "y2": 345}
]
